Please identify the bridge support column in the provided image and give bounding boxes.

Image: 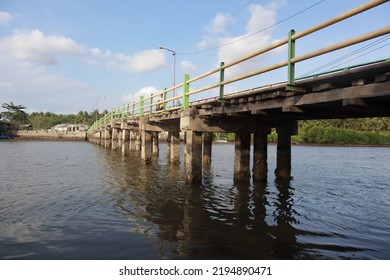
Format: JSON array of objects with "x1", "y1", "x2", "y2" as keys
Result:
[
  {"x1": 167, "y1": 132, "x2": 172, "y2": 159},
  {"x1": 111, "y1": 128, "x2": 119, "y2": 151},
  {"x1": 275, "y1": 120, "x2": 297, "y2": 180},
  {"x1": 170, "y1": 131, "x2": 181, "y2": 163},
  {"x1": 141, "y1": 130, "x2": 152, "y2": 163},
  {"x1": 203, "y1": 132, "x2": 213, "y2": 164},
  {"x1": 104, "y1": 129, "x2": 111, "y2": 149},
  {"x1": 253, "y1": 126, "x2": 271, "y2": 181},
  {"x1": 135, "y1": 132, "x2": 141, "y2": 151},
  {"x1": 234, "y1": 133, "x2": 251, "y2": 181},
  {"x1": 152, "y1": 132, "x2": 159, "y2": 156},
  {"x1": 117, "y1": 129, "x2": 123, "y2": 150},
  {"x1": 129, "y1": 131, "x2": 135, "y2": 150},
  {"x1": 122, "y1": 129, "x2": 130, "y2": 156},
  {"x1": 98, "y1": 131, "x2": 102, "y2": 146},
  {"x1": 185, "y1": 131, "x2": 202, "y2": 182}
]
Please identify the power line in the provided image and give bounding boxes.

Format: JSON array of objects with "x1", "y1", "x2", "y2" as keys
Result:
[
  {"x1": 178, "y1": 0, "x2": 326, "y2": 56},
  {"x1": 299, "y1": 34, "x2": 390, "y2": 77},
  {"x1": 231, "y1": 0, "x2": 256, "y2": 17}
]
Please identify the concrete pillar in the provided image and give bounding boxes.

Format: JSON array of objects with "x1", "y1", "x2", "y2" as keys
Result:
[
  {"x1": 117, "y1": 129, "x2": 122, "y2": 150},
  {"x1": 129, "y1": 131, "x2": 135, "y2": 150},
  {"x1": 111, "y1": 129, "x2": 118, "y2": 151},
  {"x1": 135, "y1": 132, "x2": 141, "y2": 151},
  {"x1": 141, "y1": 130, "x2": 152, "y2": 163},
  {"x1": 184, "y1": 131, "x2": 202, "y2": 182},
  {"x1": 152, "y1": 132, "x2": 159, "y2": 156},
  {"x1": 122, "y1": 129, "x2": 130, "y2": 156},
  {"x1": 275, "y1": 129, "x2": 291, "y2": 180},
  {"x1": 171, "y1": 131, "x2": 181, "y2": 163},
  {"x1": 104, "y1": 129, "x2": 111, "y2": 149},
  {"x1": 98, "y1": 131, "x2": 102, "y2": 146},
  {"x1": 167, "y1": 132, "x2": 172, "y2": 159},
  {"x1": 253, "y1": 126, "x2": 270, "y2": 181},
  {"x1": 274, "y1": 120, "x2": 297, "y2": 180},
  {"x1": 234, "y1": 133, "x2": 251, "y2": 181},
  {"x1": 203, "y1": 132, "x2": 213, "y2": 164}
]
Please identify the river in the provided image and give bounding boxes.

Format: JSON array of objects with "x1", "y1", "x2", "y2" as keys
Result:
[{"x1": 0, "y1": 140, "x2": 389, "y2": 259}]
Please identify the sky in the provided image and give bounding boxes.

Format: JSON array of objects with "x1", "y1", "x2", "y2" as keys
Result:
[{"x1": 0, "y1": 0, "x2": 389, "y2": 114}]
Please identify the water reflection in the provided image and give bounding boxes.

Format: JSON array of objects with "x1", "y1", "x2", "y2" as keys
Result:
[
  {"x1": 100, "y1": 147, "x2": 297, "y2": 258},
  {"x1": 88, "y1": 143, "x2": 379, "y2": 259}
]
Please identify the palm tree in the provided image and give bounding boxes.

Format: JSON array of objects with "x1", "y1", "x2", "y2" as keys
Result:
[{"x1": 0, "y1": 102, "x2": 29, "y2": 125}]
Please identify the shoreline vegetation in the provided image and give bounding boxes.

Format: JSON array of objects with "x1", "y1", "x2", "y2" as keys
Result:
[{"x1": 216, "y1": 119, "x2": 390, "y2": 146}]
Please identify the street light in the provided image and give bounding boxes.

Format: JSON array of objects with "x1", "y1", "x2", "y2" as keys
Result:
[{"x1": 159, "y1": 46, "x2": 176, "y2": 106}]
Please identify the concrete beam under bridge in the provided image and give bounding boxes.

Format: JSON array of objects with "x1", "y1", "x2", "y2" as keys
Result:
[{"x1": 180, "y1": 108, "x2": 270, "y2": 133}]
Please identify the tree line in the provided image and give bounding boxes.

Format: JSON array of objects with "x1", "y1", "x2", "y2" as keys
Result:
[
  {"x1": 218, "y1": 118, "x2": 390, "y2": 145},
  {"x1": 0, "y1": 102, "x2": 106, "y2": 130}
]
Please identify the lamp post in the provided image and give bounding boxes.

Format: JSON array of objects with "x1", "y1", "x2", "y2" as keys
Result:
[{"x1": 159, "y1": 46, "x2": 176, "y2": 106}]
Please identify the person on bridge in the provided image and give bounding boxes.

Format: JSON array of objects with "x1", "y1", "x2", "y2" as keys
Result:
[{"x1": 156, "y1": 94, "x2": 164, "y2": 111}]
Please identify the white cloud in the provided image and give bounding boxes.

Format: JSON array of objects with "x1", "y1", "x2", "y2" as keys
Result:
[
  {"x1": 0, "y1": 81, "x2": 12, "y2": 88},
  {"x1": 106, "y1": 49, "x2": 166, "y2": 74},
  {"x1": 197, "y1": 13, "x2": 233, "y2": 51},
  {"x1": 198, "y1": 3, "x2": 285, "y2": 79},
  {"x1": 180, "y1": 60, "x2": 197, "y2": 73},
  {"x1": 207, "y1": 12, "x2": 232, "y2": 34},
  {"x1": 0, "y1": 29, "x2": 85, "y2": 65},
  {"x1": 218, "y1": 4, "x2": 277, "y2": 70},
  {"x1": 0, "y1": 29, "x2": 167, "y2": 74},
  {"x1": 0, "y1": 11, "x2": 13, "y2": 26},
  {"x1": 123, "y1": 86, "x2": 160, "y2": 103}
]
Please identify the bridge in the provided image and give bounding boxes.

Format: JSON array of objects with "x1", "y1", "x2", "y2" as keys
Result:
[{"x1": 88, "y1": 0, "x2": 390, "y2": 182}]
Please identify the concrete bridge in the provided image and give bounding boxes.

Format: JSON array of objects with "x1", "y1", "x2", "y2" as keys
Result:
[{"x1": 88, "y1": 0, "x2": 390, "y2": 182}]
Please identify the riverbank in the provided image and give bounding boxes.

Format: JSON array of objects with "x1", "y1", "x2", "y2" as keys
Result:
[{"x1": 17, "y1": 130, "x2": 87, "y2": 141}]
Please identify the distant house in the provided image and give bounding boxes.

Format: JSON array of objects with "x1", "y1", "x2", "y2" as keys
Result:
[
  {"x1": 52, "y1": 124, "x2": 89, "y2": 133},
  {"x1": 0, "y1": 121, "x2": 17, "y2": 138},
  {"x1": 19, "y1": 124, "x2": 33, "y2": 131}
]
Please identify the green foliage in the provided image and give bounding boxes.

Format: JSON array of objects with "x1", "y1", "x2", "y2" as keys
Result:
[
  {"x1": 29, "y1": 110, "x2": 102, "y2": 130},
  {"x1": 0, "y1": 101, "x2": 105, "y2": 130},
  {"x1": 299, "y1": 122, "x2": 390, "y2": 145},
  {"x1": 0, "y1": 102, "x2": 29, "y2": 125},
  {"x1": 213, "y1": 118, "x2": 390, "y2": 145}
]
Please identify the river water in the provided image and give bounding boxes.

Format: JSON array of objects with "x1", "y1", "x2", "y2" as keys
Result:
[{"x1": 0, "y1": 140, "x2": 389, "y2": 260}]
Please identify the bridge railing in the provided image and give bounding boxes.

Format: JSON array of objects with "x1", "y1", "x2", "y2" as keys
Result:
[{"x1": 88, "y1": 0, "x2": 389, "y2": 134}]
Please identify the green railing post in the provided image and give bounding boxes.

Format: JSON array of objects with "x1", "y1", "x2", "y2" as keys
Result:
[
  {"x1": 163, "y1": 88, "x2": 168, "y2": 112},
  {"x1": 287, "y1": 29, "x2": 295, "y2": 85},
  {"x1": 219, "y1": 61, "x2": 225, "y2": 101},
  {"x1": 121, "y1": 104, "x2": 125, "y2": 119},
  {"x1": 132, "y1": 101, "x2": 135, "y2": 116},
  {"x1": 286, "y1": 29, "x2": 304, "y2": 92},
  {"x1": 140, "y1": 95, "x2": 144, "y2": 116},
  {"x1": 150, "y1": 93, "x2": 154, "y2": 114},
  {"x1": 183, "y1": 74, "x2": 190, "y2": 109}
]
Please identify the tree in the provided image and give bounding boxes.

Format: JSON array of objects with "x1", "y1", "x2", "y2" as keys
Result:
[{"x1": 0, "y1": 102, "x2": 29, "y2": 125}]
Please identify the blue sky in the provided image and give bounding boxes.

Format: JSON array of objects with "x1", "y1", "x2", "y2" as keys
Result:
[{"x1": 0, "y1": 0, "x2": 389, "y2": 114}]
